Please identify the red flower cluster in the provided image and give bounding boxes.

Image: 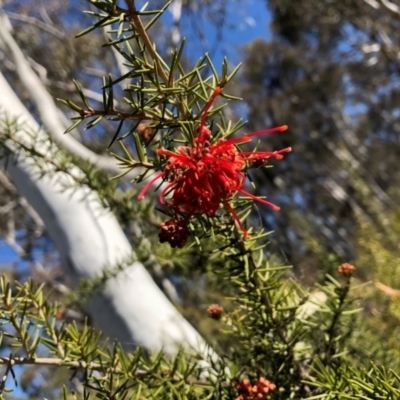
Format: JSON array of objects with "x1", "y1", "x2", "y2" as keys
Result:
[
  {"x1": 138, "y1": 86, "x2": 290, "y2": 243},
  {"x1": 235, "y1": 377, "x2": 277, "y2": 400}
]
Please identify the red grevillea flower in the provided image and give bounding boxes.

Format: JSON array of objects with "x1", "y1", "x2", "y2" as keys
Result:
[{"x1": 138, "y1": 87, "x2": 290, "y2": 238}]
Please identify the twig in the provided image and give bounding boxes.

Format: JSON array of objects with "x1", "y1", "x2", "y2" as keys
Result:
[
  {"x1": 2, "y1": 296, "x2": 31, "y2": 356},
  {"x1": 4, "y1": 11, "x2": 66, "y2": 40},
  {"x1": 123, "y1": 0, "x2": 189, "y2": 119},
  {"x1": 0, "y1": 356, "x2": 109, "y2": 370},
  {"x1": 81, "y1": 107, "x2": 158, "y2": 121},
  {"x1": 124, "y1": 0, "x2": 169, "y2": 85},
  {"x1": 0, "y1": 356, "x2": 215, "y2": 386},
  {"x1": 232, "y1": 224, "x2": 288, "y2": 345},
  {"x1": 324, "y1": 276, "x2": 352, "y2": 363},
  {"x1": 23, "y1": 287, "x2": 66, "y2": 359},
  {"x1": 0, "y1": 354, "x2": 13, "y2": 395},
  {"x1": 381, "y1": 0, "x2": 400, "y2": 16}
]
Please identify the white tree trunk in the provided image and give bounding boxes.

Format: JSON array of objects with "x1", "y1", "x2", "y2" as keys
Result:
[
  {"x1": 0, "y1": 71, "x2": 209, "y2": 357},
  {"x1": 0, "y1": 12, "x2": 136, "y2": 178}
]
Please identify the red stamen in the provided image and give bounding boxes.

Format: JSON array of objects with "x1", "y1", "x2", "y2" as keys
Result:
[
  {"x1": 241, "y1": 153, "x2": 277, "y2": 161},
  {"x1": 198, "y1": 87, "x2": 222, "y2": 142},
  {"x1": 159, "y1": 181, "x2": 176, "y2": 205},
  {"x1": 222, "y1": 136, "x2": 252, "y2": 146},
  {"x1": 138, "y1": 171, "x2": 166, "y2": 200},
  {"x1": 157, "y1": 149, "x2": 177, "y2": 157},
  {"x1": 200, "y1": 87, "x2": 221, "y2": 129},
  {"x1": 217, "y1": 126, "x2": 288, "y2": 147},
  {"x1": 241, "y1": 147, "x2": 292, "y2": 157},
  {"x1": 239, "y1": 189, "x2": 280, "y2": 211},
  {"x1": 245, "y1": 125, "x2": 288, "y2": 139},
  {"x1": 224, "y1": 200, "x2": 249, "y2": 238}
]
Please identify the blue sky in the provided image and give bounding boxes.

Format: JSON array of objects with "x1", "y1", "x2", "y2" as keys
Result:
[{"x1": 168, "y1": 0, "x2": 272, "y2": 66}]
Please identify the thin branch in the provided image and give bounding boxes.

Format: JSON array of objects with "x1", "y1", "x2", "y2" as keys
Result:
[
  {"x1": 0, "y1": 356, "x2": 111, "y2": 370},
  {"x1": 123, "y1": 1, "x2": 189, "y2": 120},
  {"x1": 4, "y1": 11, "x2": 66, "y2": 40},
  {"x1": 0, "y1": 169, "x2": 17, "y2": 193},
  {"x1": 125, "y1": 0, "x2": 169, "y2": 85},
  {"x1": 23, "y1": 287, "x2": 66, "y2": 358},
  {"x1": 82, "y1": 107, "x2": 157, "y2": 121},
  {"x1": 3, "y1": 297, "x2": 31, "y2": 356},
  {"x1": 39, "y1": 6, "x2": 54, "y2": 26},
  {"x1": 362, "y1": 0, "x2": 400, "y2": 16},
  {"x1": 0, "y1": 354, "x2": 13, "y2": 395},
  {"x1": 362, "y1": 0, "x2": 380, "y2": 9},
  {"x1": 324, "y1": 277, "x2": 352, "y2": 364},
  {"x1": 380, "y1": 0, "x2": 400, "y2": 16},
  {"x1": 0, "y1": 170, "x2": 45, "y2": 234},
  {"x1": 232, "y1": 225, "x2": 288, "y2": 345},
  {"x1": 0, "y1": 356, "x2": 214, "y2": 386}
]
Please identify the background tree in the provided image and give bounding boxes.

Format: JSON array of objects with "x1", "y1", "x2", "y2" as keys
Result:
[
  {"x1": 241, "y1": 0, "x2": 400, "y2": 374},
  {"x1": 242, "y1": 0, "x2": 400, "y2": 270}
]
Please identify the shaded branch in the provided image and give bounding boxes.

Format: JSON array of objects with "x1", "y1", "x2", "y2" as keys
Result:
[
  {"x1": 0, "y1": 356, "x2": 214, "y2": 387},
  {"x1": 4, "y1": 10, "x2": 66, "y2": 40}
]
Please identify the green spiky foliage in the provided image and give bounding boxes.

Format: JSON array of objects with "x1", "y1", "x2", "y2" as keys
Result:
[
  {"x1": 1, "y1": 1, "x2": 400, "y2": 399},
  {"x1": 0, "y1": 249, "x2": 399, "y2": 399}
]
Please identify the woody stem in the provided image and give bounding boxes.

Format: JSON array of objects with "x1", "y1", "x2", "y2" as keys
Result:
[
  {"x1": 125, "y1": 1, "x2": 187, "y2": 119},
  {"x1": 232, "y1": 224, "x2": 288, "y2": 345},
  {"x1": 125, "y1": 0, "x2": 169, "y2": 84}
]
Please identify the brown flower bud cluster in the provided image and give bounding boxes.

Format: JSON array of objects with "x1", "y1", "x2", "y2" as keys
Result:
[
  {"x1": 338, "y1": 263, "x2": 355, "y2": 276},
  {"x1": 207, "y1": 304, "x2": 223, "y2": 320},
  {"x1": 235, "y1": 377, "x2": 276, "y2": 400},
  {"x1": 136, "y1": 122, "x2": 154, "y2": 142},
  {"x1": 158, "y1": 218, "x2": 189, "y2": 248}
]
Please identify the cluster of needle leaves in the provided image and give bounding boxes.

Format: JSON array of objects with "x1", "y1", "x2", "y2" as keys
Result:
[{"x1": 0, "y1": 259, "x2": 399, "y2": 398}]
